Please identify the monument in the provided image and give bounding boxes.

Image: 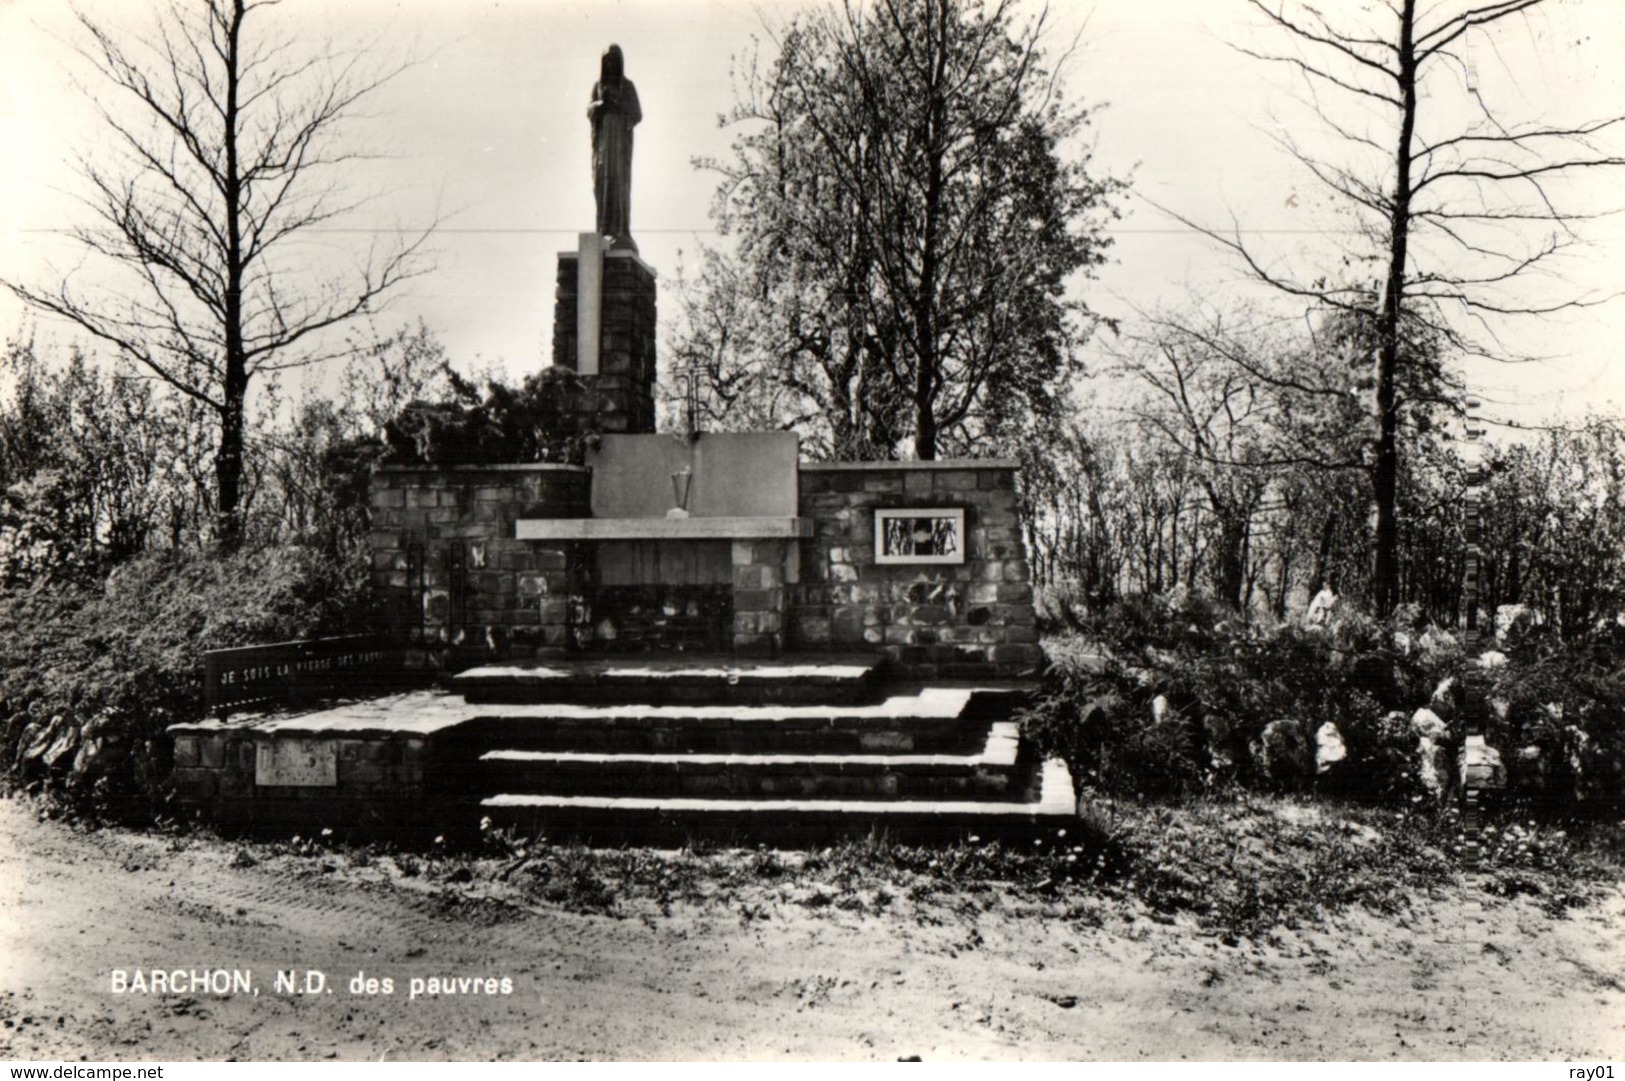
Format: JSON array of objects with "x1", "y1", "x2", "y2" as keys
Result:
[
  {"x1": 389, "y1": 43, "x2": 1044, "y2": 668},
  {"x1": 168, "y1": 44, "x2": 1065, "y2": 844},
  {"x1": 552, "y1": 45, "x2": 657, "y2": 432}
]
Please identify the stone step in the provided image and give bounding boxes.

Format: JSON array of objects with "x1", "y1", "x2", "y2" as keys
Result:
[
  {"x1": 479, "y1": 722, "x2": 1026, "y2": 800},
  {"x1": 449, "y1": 657, "x2": 888, "y2": 707},
  {"x1": 446, "y1": 689, "x2": 992, "y2": 755},
  {"x1": 480, "y1": 759, "x2": 1076, "y2": 846}
]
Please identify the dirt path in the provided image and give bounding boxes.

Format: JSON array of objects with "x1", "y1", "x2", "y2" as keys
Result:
[{"x1": 0, "y1": 799, "x2": 1621, "y2": 1061}]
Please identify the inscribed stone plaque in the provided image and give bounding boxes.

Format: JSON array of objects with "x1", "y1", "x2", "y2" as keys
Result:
[{"x1": 255, "y1": 740, "x2": 338, "y2": 787}]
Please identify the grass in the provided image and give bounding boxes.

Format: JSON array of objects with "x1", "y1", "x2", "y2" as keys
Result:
[{"x1": 195, "y1": 792, "x2": 1624, "y2": 940}]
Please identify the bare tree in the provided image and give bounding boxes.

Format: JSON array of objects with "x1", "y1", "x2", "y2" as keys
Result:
[
  {"x1": 6, "y1": 0, "x2": 434, "y2": 544},
  {"x1": 1171, "y1": 0, "x2": 1625, "y2": 614}
]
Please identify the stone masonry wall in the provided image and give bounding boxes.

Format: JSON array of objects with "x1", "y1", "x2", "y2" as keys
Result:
[
  {"x1": 169, "y1": 727, "x2": 446, "y2": 836},
  {"x1": 793, "y1": 461, "x2": 1040, "y2": 679},
  {"x1": 732, "y1": 538, "x2": 793, "y2": 656},
  {"x1": 370, "y1": 465, "x2": 592, "y2": 666},
  {"x1": 552, "y1": 251, "x2": 658, "y2": 436}
]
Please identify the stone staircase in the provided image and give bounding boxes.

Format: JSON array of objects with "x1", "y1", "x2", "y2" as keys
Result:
[{"x1": 445, "y1": 657, "x2": 1075, "y2": 846}]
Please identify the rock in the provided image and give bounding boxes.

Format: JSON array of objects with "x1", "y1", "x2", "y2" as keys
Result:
[
  {"x1": 1314, "y1": 722, "x2": 1347, "y2": 775},
  {"x1": 1513, "y1": 745, "x2": 1546, "y2": 796},
  {"x1": 22, "y1": 716, "x2": 80, "y2": 771},
  {"x1": 71, "y1": 710, "x2": 125, "y2": 782},
  {"x1": 1151, "y1": 695, "x2": 1169, "y2": 724},
  {"x1": 1122, "y1": 666, "x2": 1157, "y2": 689},
  {"x1": 1429, "y1": 677, "x2": 1458, "y2": 721},
  {"x1": 1304, "y1": 588, "x2": 1340, "y2": 627},
  {"x1": 71, "y1": 737, "x2": 108, "y2": 781},
  {"x1": 1145, "y1": 646, "x2": 1178, "y2": 670},
  {"x1": 1253, "y1": 719, "x2": 1312, "y2": 789},
  {"x1": 41, "y1": 725, "x2": 79, "y2": 770},
  {"x1": 13, "y1": 721, "x2": 42, "y2": 768},
  {"x1": 1562, "y1": 725, "x2": 1591, "y2": 803},
  {"x1": 1495, "y1": 603, "x2": 1541, "y2": 646},
  {"x1": 1460, "y1": 735, "x2": 1506, "y2": 791},
  {"x1": 1417, "y1": 626, "x2": 1459, "y2": 663},
  {"x1": 1416, "y1": 735, "x2": 1451, "y2": 799},
  {"x1": 1411, "y1": 708, "x2": 1447, "y2": 741},
  {"x1": 1203, "y1": 714, "x2": 1236, "y2": 772},
  {"x1": 1410, "y1": 708, "x2": 1452, "y2": 798},
  {"x1": 1077, "y1": 697, "x2": 1115, "y2": 737}
]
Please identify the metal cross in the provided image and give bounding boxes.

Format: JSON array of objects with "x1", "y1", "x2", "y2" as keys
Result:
[{"x1": 673, "y1": 360, "x2": 710, "y2": 441}]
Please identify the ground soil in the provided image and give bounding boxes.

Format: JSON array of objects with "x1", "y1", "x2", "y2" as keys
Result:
[{"x1": 1, "y1": 798, "x2": 1621, "y2": 1062}]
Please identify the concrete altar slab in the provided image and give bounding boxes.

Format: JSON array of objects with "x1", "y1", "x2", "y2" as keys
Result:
[{"x1": 515, "y1": 515, "x2": 811, "y2": 541}]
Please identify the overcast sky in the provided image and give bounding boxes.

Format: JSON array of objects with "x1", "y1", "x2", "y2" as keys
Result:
[{"x1": 4, "y1": 0, "x2": 1625, "y2": 433}]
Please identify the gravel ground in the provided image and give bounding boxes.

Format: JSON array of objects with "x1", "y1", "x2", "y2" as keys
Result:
[{"x1": 1, "y1": 797, "x2": 1621, "y2": 1061}]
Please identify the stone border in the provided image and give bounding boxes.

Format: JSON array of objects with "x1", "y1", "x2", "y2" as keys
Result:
[
  {"x1": 482, "y1": 755, "x2": 1073, "y2": 819},
  {"x1": 481, "y1": 720, "x2": 1020, "y2": 769}
]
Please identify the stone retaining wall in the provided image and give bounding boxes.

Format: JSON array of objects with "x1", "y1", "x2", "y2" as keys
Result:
[
  {"x1": 369, "y1": 464, "x2": 592, "y2": 665},
  {"x1": 793, "y1": 461, "x2": 1040, "y2": 679},
  {"x1": 168, "y1": 727, "x2": 456, "y2": 836}
]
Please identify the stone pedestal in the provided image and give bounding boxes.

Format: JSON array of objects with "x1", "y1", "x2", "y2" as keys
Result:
[
  {"x1": 552, "y1": 246, "x2": 658, "y2": 435},
  {"x1": 732, "y1": 539, "x2": 791, "y2": 655}
]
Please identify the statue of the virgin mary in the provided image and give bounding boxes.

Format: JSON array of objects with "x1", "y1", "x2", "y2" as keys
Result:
[{"x1": 588, "y1": 44, "x2": 641, "y2": 253}]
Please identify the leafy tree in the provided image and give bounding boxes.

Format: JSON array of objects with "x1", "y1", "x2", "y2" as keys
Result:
[
  {"x1": 1481, "y1": 422, "x2": 1625, "y2": 637},
  {"x1": 0, "y1": 334, "x2": 176, "y2": 582},
  {"x1": 4, "y1": 0, "x2": 433, "y2": 545},
  {"x1": 673, "y1": 0, "x2": 1124, "y2": 460}
]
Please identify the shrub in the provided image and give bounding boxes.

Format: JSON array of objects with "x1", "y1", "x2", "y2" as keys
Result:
[
  {"x1": 0, "y1": 543, "x2": 374, "y2": 820},
  {"x1": 1485, "y1": 619, "x2": 1625, "y2": 818},
  {"x1": 1023, "y1": 591, "x2": 1462, "y2": 805},
  {"x1": 383, "y1": 367, "x2": 592, "y2": 466}
]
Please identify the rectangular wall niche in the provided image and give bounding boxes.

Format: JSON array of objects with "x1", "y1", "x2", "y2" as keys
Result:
[
  {"x1": 874, "y1": 507, "x2": 966, "y2": 565},
  {"x1": 592, "y1": 540, "x2": 733, "y2": 652}
]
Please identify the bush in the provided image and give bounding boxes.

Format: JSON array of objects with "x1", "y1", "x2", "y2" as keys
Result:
[
  {"x1": 0, "y1": 543, "x2": 374, "y2": 820},
  {"x1": 383, "y1": 366, "x2": 592, "y2": 466},
  {"x1": 1485, "y1": 618, "x2": 1625, "y2": 818},
  {"x1": 1023, "y1": 591, "x2": 1462, "y2": 805}
]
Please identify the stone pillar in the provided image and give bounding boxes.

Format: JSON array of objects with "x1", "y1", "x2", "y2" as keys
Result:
[
  {"x1": 732, "y1": 539, "x2": 786, "y2": 656},
  {"x1": 552, "y1": 248, "x2": 657, "y2": 436}
]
